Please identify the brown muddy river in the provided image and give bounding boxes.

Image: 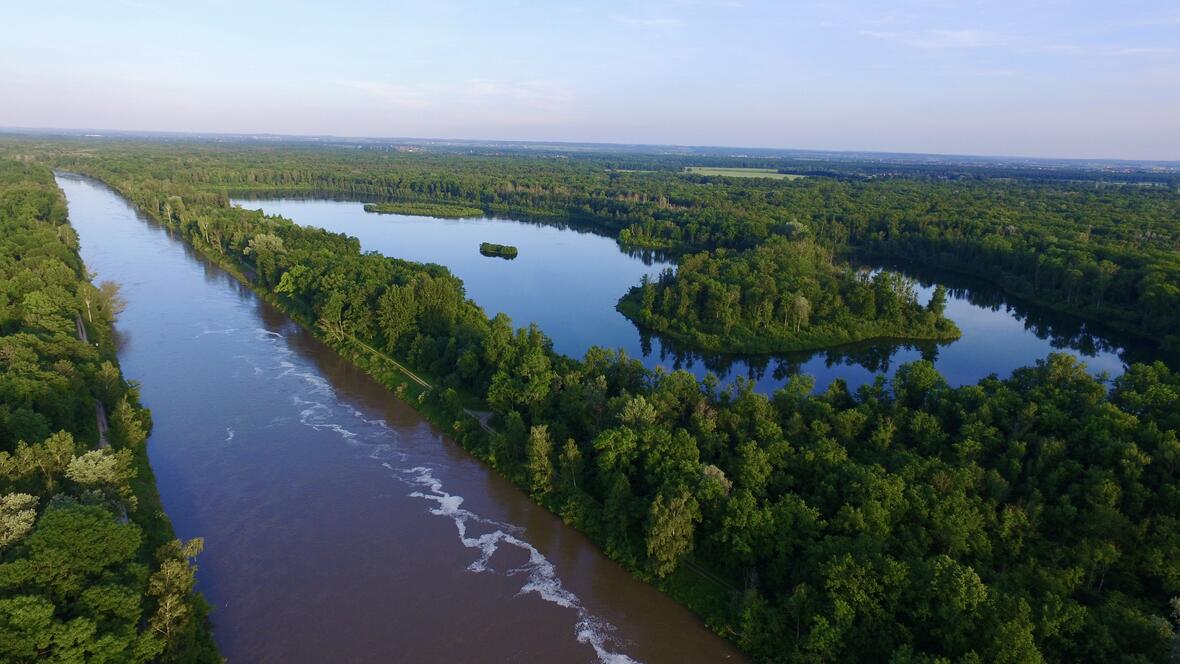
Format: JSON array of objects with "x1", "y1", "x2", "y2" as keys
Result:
[{"x1": 58, "y1": 173, "x2": 743, "y2": 663}]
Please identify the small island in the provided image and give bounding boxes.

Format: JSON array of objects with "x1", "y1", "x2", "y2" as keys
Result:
[
  {"x1": 617, "y1": 237, "x2": 960, "y2": 354},
  {"x1": 479, "y1": 242, "x2": 519, "y2": 259},
  {"x1": 363, "y1": 202, "x2": 484, "y2": 218}
]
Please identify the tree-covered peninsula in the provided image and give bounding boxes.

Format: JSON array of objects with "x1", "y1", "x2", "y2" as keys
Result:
[
  {"x1": 618, "y1": 237, "x2": 960, "y2": 353},
  {"x1": 0, "y1": 161, "x2": 218, "y2": 662}
]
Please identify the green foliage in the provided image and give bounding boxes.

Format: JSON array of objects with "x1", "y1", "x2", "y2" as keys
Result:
[
  {"x1": 526, "y1": 424, "x2": 555, "y2": 496},
  {"x1": 9, "y1": 141, "x2": 1179, "y2": 662},
  {"x1": 363, "y1": 201, "x2": 484, "y2": 217},
  {"x1": 479, "y1": 242, "x2": 519, "y2": 259},
  {"x1": 0, "y1": 493, "x2": 38, "y2": 552},
  {"x1": 0, "y1": 160, "x2": 218, "y2": 663},
  {"x1": 619, "y1": 236, "x2": 961, "y2": 352}
]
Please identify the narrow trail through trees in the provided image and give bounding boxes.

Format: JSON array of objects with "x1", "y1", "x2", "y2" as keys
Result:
[{"x1": 76, "y1": 313, "x2": 110, "y2": 449}]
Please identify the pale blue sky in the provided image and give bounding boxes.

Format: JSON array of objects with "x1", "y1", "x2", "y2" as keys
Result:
[{"x1": 2, "y1": 0, "x2": 1178, "y2": 159}]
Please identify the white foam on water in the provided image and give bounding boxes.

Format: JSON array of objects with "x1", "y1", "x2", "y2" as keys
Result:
[
  {"x1": 315, "y1": 422, "x2": 357, "y2": 439},
  {"x1": 295, "y1": 370, "x2": 333, "y2": 396},
  {"x1": 280, "y1": 363, "x2": 334, "y2": 397},
  {"x1": 404, "y1": 466, "x2": 640, "y2": 664},
  {"x1": 195, "y1": 327, "x2": 239, "y2": 338},
  {"x1": 368, "y1": 444, "x2": 405, "y2": 462},
  {"x1": 255, "y1": 327, "x2": 283, "y2": 339},
  {"x1": 350, "y1": 407, "x2": 389, "y2": 428},
  {"x1": 224, "y1": 427, "x2": 235, "y2": 443},
  {"x1": 275, "y1": 357, "x2": 640, "y2": 662},
  {"x1": 296, "y1": 403, "x2": 356, "y2": 439}
]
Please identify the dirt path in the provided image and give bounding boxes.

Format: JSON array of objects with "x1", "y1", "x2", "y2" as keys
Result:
[
  {"x1": 462, "y1": 408, "x2": 495, "y2": 434},
  {"x1": 347, "y1": 334, "x2": 432, "y2": 389},
  {"x1": 346, "y1": 334, "x2": 498, "y2": 434},
  {"x1": 76, "y1": 314, "x2": 110, "y2": 449}
]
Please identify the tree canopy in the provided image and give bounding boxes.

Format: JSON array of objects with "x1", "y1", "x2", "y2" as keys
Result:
[
  {"x1": 0, "y1": 160, "x2": 218, "y2": 663},
  {"x1": 18, "y1": 140, "x2": 1178, "y2": 662}
]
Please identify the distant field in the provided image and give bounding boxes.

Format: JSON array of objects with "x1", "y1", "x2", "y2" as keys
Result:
[{"x1": 685, "y1": 166, "x2": 804, "y2": 180}]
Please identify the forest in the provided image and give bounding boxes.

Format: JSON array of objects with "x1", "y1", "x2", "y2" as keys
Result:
[
  {"x1": 0, "y1": 160, "x2": 218, "y2": 662},
  {"x1": 617, "y1": 236, "x2": 960, "y2": 353},
  {"x1": 14, "y1": 137, "x2": 1176, "y2": 355},
  {"x1": 9, "y1": 137, "x2": 1177, "y2": 662}
]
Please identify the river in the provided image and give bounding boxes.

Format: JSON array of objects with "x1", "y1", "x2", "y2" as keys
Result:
[
  {"x1": 232, "y1": 197, "x2": 1154, "y2": 392},
  {"x1": 59, "y1": 174, "x2": 744, "y2": 663}
]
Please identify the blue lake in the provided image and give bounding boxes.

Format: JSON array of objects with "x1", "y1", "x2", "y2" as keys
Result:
[{"x1": 233, "y1": 197, "x2": 1149, "y2": 392}]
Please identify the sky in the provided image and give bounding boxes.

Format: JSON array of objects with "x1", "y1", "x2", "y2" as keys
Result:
[{"x1": 1, "y1": 0, "x2": 1178, "y2": 160}]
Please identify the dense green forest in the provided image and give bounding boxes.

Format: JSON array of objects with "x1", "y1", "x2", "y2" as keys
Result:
[
  {"x1": 13, "y1": 139, "x2": 1178, "y2": 662},
  {"x1": 618, "y1": 236, "x2": 960, "y2": 353},
  {"x1": 0, "y1": 160, "x2": 218, "y2": 662},
  {"x1": 12, "y1": 137, "x2": 1176, "y2": 354}
]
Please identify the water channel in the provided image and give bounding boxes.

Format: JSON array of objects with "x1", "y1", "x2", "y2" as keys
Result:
[{"x1": 62, "y1": 174, "x2": 744, "y2": 663}]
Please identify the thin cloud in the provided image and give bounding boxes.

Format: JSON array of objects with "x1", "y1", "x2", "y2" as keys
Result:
[
  {"x1": 969, "y1": 68, "x2": 1028, "y2": 78},
  {"x1": 1038, "y1": 44, "x2": 1175, "y2": 57},
  {"x1": 614, "y1": 16, "x2": 684, "y2": 28},
  {"x1": 339, "y1": 78, "x2": 577, "y2": 118},
  {"x1": 463, "y1": 79, "x2": 576, "y2": 112},
  {"x1": 861, "y1": 28, "x2": 1007, "y2": 49},
  {"x1": 338, "y1": 81, "x2": 432, "y2": 109},
  {"x1": 862, "y1": 28, "x2": 1173, "y2": 59},
  {"x1": 671, "y1": 0, "x2": 746, "y2": 7}
]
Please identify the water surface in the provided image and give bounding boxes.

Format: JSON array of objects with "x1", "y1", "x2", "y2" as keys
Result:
[
  {"x1": 235, "y1": 197, "x2": 1150, "y2": 391},
  {"x1": 63, "y1": 174, "x2": 743, "y2": 663}
]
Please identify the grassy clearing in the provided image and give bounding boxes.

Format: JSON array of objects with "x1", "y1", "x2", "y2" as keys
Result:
[{"x1": 685, "y1": 166, "x2": 805, "y2": 180}]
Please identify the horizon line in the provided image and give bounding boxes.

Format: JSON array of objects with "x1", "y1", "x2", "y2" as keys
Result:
[{"x1": 2, "y1": 124, "x2": 1178, "y2": 168}]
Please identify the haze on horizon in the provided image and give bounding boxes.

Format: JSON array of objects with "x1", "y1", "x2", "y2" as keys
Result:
[{"x1": 2, "y1": 0, "x2": 1178, "y2": 161}]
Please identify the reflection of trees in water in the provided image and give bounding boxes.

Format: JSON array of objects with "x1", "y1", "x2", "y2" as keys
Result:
[
  {"x1": 618, "y1": 246, "x2": 676, "y2": 266},
  {"x1": 883, "y1": 262, "x2": 1163, "y2": 367},
  {"x1": 637, "y1": 326, "x2": 952, "y2": 383},
  {"x1": 111, "y1": 326, "x2": 131, "y2": 354},
  {"x1": 634, "y1": 259, "x2": 1175, "y2": 383}
]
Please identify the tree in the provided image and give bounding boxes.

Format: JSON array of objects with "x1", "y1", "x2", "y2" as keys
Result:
[
  {"x1": 8, "y1": 431, "x2": 77, "y2": 494},
  {"x1": 788, "y1": 294, "x2": 811, "y2": 332},
  {"x1": 0, "y1": 493, "x2": 38, "y2": 551},
  {"x1": 12, "y1": 503, "x2": 142, "y2": 599},
  {"x1": 95, "y1": 360, "x2": 122, "y2": 407},
  {"x1": 377, "y1": 285, "x2": 418, "y2": 351},
  {"x1": 0, "y1": 595, "x2": 55, "y2": 661},
  {"x1": 593, "y1": 428, "x2": 638, "y2": 473},
  {"x1": 526, "y1": 425, "x2": 555, "y2": 496},
  {"x1": 557, "y1": 438, "x2": 584, "y2": 492},
  {"x1": 148, "y1": 539, "x2": 204, "y2": 647},
  {"x1": 928, "y1": 285, "x2": 948, "y2": 317},
  {"x1": 244, "y1": 233, "x2": 285, "y2": 285},
  {"x1": 66, "y1": 448, "x2": 137, "y2": 508},
  {"x1": 110, "y1": 397, "x2": 147, "y2": 448},
  {"x1": 893, "y1": 360, "x2": 947, "y2": 409},
  {"x1": 644, "y1": 487, "x2": 701, "y2": 578},
  {"x1": 97, "y1": 280, "x2": 126, "y2": 320}
]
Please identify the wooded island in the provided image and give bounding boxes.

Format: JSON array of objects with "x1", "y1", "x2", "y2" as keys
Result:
[{"x1": 479, "y1": 242, "x2": 518, "y2": 259}]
